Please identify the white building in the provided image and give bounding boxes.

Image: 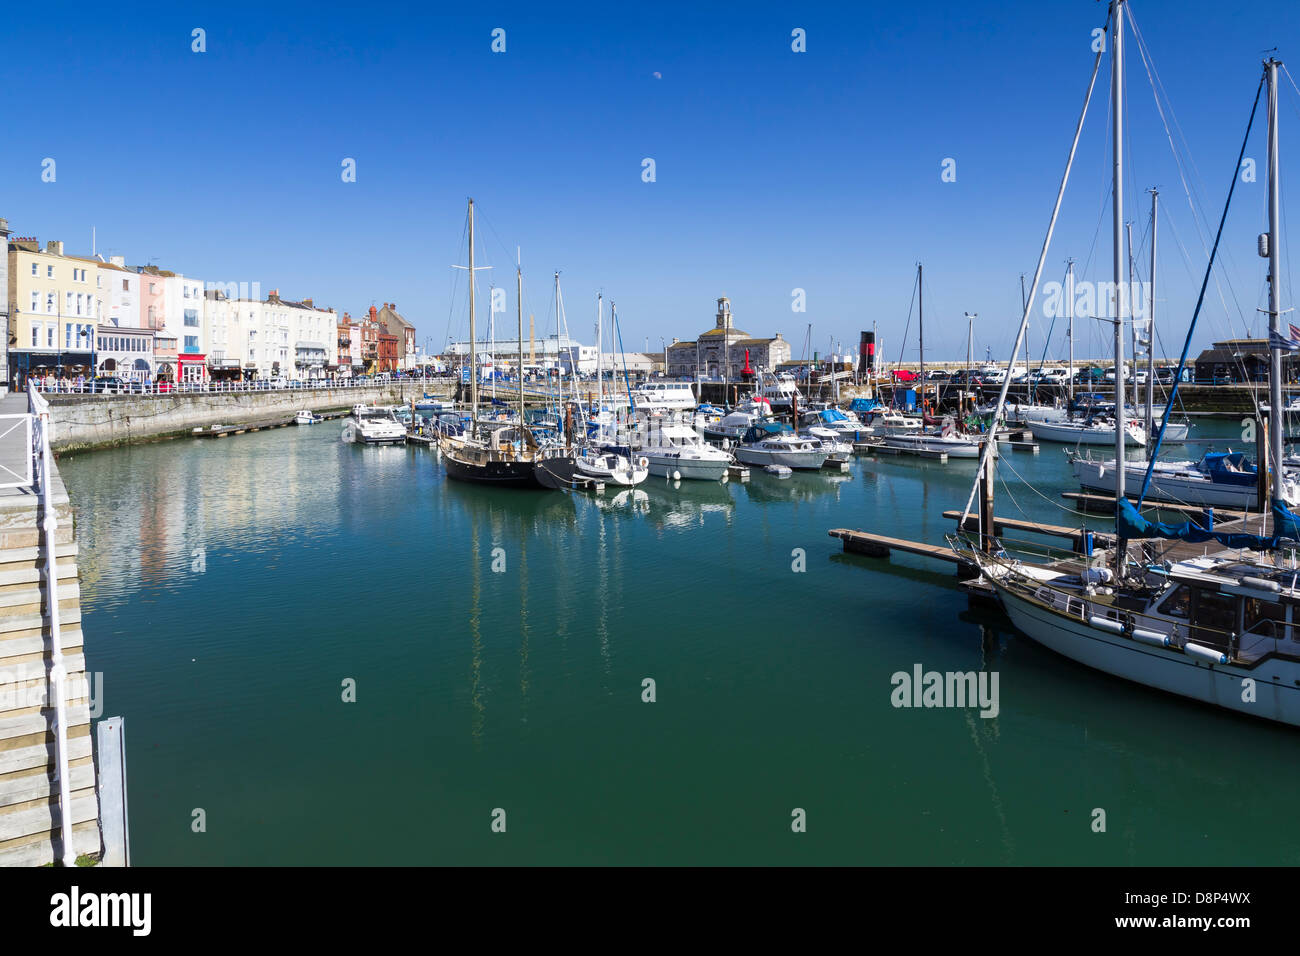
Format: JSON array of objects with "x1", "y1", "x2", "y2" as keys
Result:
[
  {"x1": 159, "y1": 273, "x2": 207, "y2": 382},
  {"x1": 92, "y1": 257, "x2": 153, "y2": 382},
  {"x1": 200, "y1": 289, "x2": 337, "y2": 381}
]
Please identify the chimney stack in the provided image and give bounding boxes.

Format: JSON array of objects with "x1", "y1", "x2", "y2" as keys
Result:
[
  {"x1": 45, "y1": 240, "x2": 64, "y2": 256},
  {"x1": 268, "y1": 289, "x2": 280, "y2": 303},
  {"x1": 303, "y1": 297, "x2": 313, "y2": 308}
]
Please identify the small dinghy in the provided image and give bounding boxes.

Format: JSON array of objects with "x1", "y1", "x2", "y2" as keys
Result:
[{"x1": 764, "y1": 464, "x2": 793, "y2": 478}]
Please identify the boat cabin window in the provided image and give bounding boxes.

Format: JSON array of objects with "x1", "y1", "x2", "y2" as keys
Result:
[
  {"x1": 1190, "y1": 590, "x2": 1238, "y2": 649},
  {"x1": 1243, "y1": 596, "x2": 1289, "y2": 640},
  {"x1": 1158, "y1": 585, "x2": 1191, "y2": 618}
]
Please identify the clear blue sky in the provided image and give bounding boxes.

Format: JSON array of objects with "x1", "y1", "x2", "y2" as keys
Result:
[{"x1": 2, "y1": 0, "x2": 1296, "y2": 364}]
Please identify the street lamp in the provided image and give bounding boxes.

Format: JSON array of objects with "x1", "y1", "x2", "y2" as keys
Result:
[{"x1": 659, "y1": 336, "x2": 666, "y2": 378}]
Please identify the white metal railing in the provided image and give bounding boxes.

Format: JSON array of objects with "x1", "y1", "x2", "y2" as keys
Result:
[
  {"x1": 27, "y1": 385, "x2": 75, "y2": 866},
  {"x1": 27, "y1": 375, "x2": 458, "y2": 397},
  {"x1": 0, "y1": 415, "x2": 34, "y2": 489}
]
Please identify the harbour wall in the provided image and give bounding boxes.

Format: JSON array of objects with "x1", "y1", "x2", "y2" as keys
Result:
[{"x1": 45, "y1": 383, "x2": 450, "y2": 453}]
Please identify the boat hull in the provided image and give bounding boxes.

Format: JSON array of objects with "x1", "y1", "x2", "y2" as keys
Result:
[
  {"x1": 995, "y1": 583, "x2": 1300, "y2": 726},
  {"x1": 643, "y1": 453, "x2": 731, "y2": 481},
  {"x1": 880, "y1": 435, "x2": 981, "y2": 458},
  {"x1": 442, "y1": 452, "x2": 546, "y2": 487},
  {"x1": 1072, "y1": 458, "x2": 1262, "y2": 509},
  {"x1": 733, "y1": 447, "x2": 827, "y2": 470},
  {"x1": 1028, "y1": 421, "x2": 1144, "y2": 445}
]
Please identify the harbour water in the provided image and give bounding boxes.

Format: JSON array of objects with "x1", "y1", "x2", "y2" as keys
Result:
[{"x1": 60, "y1": 419, "x2": 1300, "y2": 865}]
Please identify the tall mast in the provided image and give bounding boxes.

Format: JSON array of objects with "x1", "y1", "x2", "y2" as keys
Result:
[
  {"x1": 517, "y1": 249, "x2": 524, "y2": 430},
  {"x1": 1066, "y1": 258, "x2": 1075, "y2": 406},
  {"x1": 965, "y1": 311, "x2": 974, "y2": 415},
  {"x1": 1019, "y1": 273, "x2": 1028, "y2": 381},
  {"x1": 596, "y1": 292, "x2": 603, "y2": 412},
  {"x1": 469, "y1": 199, "x2": 478, "y2": 423},
  {"x1": 1127, "y1": 220, "x2": 1137, "y2": 412},
  {"x1": 1267, "y1": 57, "x2": 1284, "y2": 528},
  {"x1": 1111, "y1": 0, "x2": 1127, "y2": 518},
  {"x1": 917, "y1": 263, "x2": 925, "y2": 407},
  {"x1": 1146, "y1": 190, "x2": 1158, "y2": 456}
]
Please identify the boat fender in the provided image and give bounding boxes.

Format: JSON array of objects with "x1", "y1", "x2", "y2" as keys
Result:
[
  {"x1": 1088, "y1": 615, "x2": 1125, "y2": 634},
  {"x1": 638, "y1": 457, "x2": 649, "y2": 470},
  {"x1": 1182, "y1": 641, "x2": 1228, "y2": 664},
  {"x1": 1130, "y1": 627, "x2": 1170, "y2": 648},
  {"x1": 1238, "y1": 576, "x2": 1281, "y2": 592}
]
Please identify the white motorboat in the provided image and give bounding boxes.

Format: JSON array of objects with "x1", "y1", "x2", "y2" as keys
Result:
[
  {"x1": 861, "y1": 409, "x2": 922, "y2": 436},
  {"x1": 732, "y1": 422, "x2": 828, "y2": 470},
  {"x1": 758, "y1": 372, "x2": 803, "y2": 409},
  {"x1": 630, "y1": 380, "x2": 697, "y2": 412},
  {"x1": 295, "y1": 410, "x2": 323, "y2": 425},
  {"x1": 702, "y1": 398, "x2": 773, "y2": 442},
  {"x1": 802, "y1": 426, "x2": 854, "y2": 463},
  {"x1": 342, "y1": 404, "x2": 407, "y2": 445},
  {"x1": 1071, "y1": 450, "x2": 1297, "y2": 509},
  {"x1": 1004, "y1": 402, "x2": 1071, "y2": 424},
  {"x1": 880, "y1": 430, "x2": 982, "y2": 458},
  {"x1": 798, "y1": 406, "x2": 868, "y2": 440},
  {"x1": 576, "y1": 448, "x2": 649, "y2": 486},
  {"x1": 640, "y1": 423, "x2": 733, "y2": 480},
  {"x1": 1028, "y1": 417, "x2": 1146, "y2": 446}
]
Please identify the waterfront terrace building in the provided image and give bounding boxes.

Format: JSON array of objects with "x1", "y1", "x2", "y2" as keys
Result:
[
  {"x1": 376, "y1": 303, "x2": 416, "y2": 367},
  {"x1": 134, "y1": 266, "x2": 174, "y2": 381},
  {"x1": 275, "y1": 292, "x2": 336, "y2": 381},
  {"x1": 336, "y1": 313, "x2": 355, "y2": 377},
  {"x1": 7, "y1": 238, "x2": 100, "y2": 386},
  {"x1": 92, "y1": 257, "x2": 152, "y2": 383},
  {"x1": 664, "y1": 296, "x2": 791, "y2": 380},
  {"x1": 0, "y1": 218, "x2": 9, "y2": 390},
  {"x1": 378, "y1": 329, "x2": 399, "y2": 373}
]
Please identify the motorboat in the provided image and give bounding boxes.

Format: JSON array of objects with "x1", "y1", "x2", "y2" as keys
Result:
[
  {"x1": 295, "y1": 410, "x2": 323, "y2": 425},
  {"x1": 801, "y1": 426, "x2": 854, "y2": 464},
  {"x1": 639, "y1": 422, "x2": 733, "y2": 480},
  {"x1": 1071, "y1": 450, "x2": 1298, "y2": 509},
  {"x1": 342, "y1": 405, "x2": 407, "y2": 445},
  {"x1": 702, "y1": 398, "x2": 773, "y2": 442},
  {"x1": 576, "y1": 448, "x2": 649, "y2": 486},
  {"x1": 732, "y1": 422, "x2": 828, "y2": 470},
  {"x1": 1028, "y1": 417, "x2": 1146, "y2": 446},
  {"x1": 798, "y1": 406, "x2": 868, "y2": 440},
  {"x1": 758, "y1": 372, "x2": 803, "y2": 409},
  {"x1": 861, "y1": 408, "x2": 922, "y2": 436},
  {"x1": 880, "y1": 429, "x2": 982, "y2": 458},
  {"x1": 629, "y1": 380, "x2": 697, "y2": 411}
]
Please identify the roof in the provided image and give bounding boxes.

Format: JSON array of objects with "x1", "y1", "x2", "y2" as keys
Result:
[
  {"x1": 1195, "y1": 346, "x2": 1269, "y2": 364},
  {"x1": 378, "y1": 305, "x2": 414, "y2": 330},
  {"x1": 698, "y1": 327, "x2": 751, "y2": 339}
]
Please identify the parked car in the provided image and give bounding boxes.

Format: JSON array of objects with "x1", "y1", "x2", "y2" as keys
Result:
[
  {"x1": 1074, "y1": 366, "x2": 1107, "y2": 384},
  {"x1": 88, "y1": 376, "x2": 128, "y2": 394}
]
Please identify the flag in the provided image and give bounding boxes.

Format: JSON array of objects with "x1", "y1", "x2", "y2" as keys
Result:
[
  {"x1": 1291, "y1": 323, "x2": 1300, "y2": 342},
  {"x1": 1270, "y1": 329, "x2": 1300, "y2": 352}
]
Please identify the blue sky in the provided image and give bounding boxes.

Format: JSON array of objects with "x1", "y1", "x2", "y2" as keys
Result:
[{"x1": 2, "y1": 0, "x2": 1297, "y2": 363}]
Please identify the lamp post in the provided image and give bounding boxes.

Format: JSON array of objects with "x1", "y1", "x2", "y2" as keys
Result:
[{"x1": 659, "y1": 337, "x2": 666, "y2": 378}]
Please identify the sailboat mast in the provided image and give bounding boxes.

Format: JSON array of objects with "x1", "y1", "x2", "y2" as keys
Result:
[
  {"x1": 517, "y1": 251, "x2": 524, "y2": 429},
  {"x1": 469, "y1": 199, "x2": 478, "y2": 423},
  {"x1": 1127, "y1": 221, "x2": 1137, "y2": 412},
  {"x1": 917, "y1": 263, "x2": 925, "y2": 408},
  {"x1": 1111, "y1": 0, "x2": 1127, "y2": 516},
  {"x1": 1146, "y1": 190, "x2": 1158, "y2": 456},
  {"x1": 596, "y1": 293, "x2": 603, "y2": 412},
  {"x1": 1267, "y1": 57, "x2": 1284, "y2": 527},
  {"x1": 1066, "y1": 258, "x2": 1075, "y2": 406}
]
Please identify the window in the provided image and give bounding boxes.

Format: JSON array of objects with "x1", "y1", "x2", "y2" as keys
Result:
[
  {"x1": 30, "y1": 291, "x2": 39, "y2": 314},
  {"x1": 184, "y1": 309, "x2": 198, "y2": 327},
  {"x1": 64, "y1": 292, "x2": 72, "y2": 314},
  {"x1": 149, "y1": 283, "x2": 157, "y2": 294},
  {"x1": 65, "y1": 325, "x2": 72, "y2": 349},
  {"x1": 45, "y1": 292, "x2": 55, "y2": 314},
  {"x1": 183, "y1": 286, "x2": 190, "y2": 298},
  {"x1": 31, "y1": 326, "x2": 39, "y2": 348},
  {"x1": 96, "y1": 274, "x2": 102, "y2": 288},
  {"x1": 47, "y1": 265, "x2": 53, "y2": 278},
  {"x1": 184, "y1": 336, "x2": 199, "y2": 352},
  {"x1": 47, "y1": 325, "x2": 54, "y2": 348},
  {"x1": 76, "y1": 293, "x2": 83, "y2": 316},
  {"x1": 30, "y1": 263, "x2": 37, "y2": 277},
  {"x1": 123, "y1": 279, "x2": 129, "y2": 292}
]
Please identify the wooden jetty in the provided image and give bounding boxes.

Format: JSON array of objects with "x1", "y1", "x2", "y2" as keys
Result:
[
  {"x1": 940, "y1": 509, "x2": 1113, "y2": 551},
  {"x1": 829, "y1": 528, "x2": 966, "y2": 564},
  {"x1": 191, "y1": 409, "x2": 349, "y2": 439},
  {"x1": 1061, "y1": 491, "x2": 1251, "y2": 522}
]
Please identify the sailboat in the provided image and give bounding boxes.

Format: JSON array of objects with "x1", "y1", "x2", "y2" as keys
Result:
[
  {"x1": 882, "y1": 263, "x2": 983, "y2": 458},
  {"x1": 964, "y1": 5, "x2": 1300, "y2": 726},
  {"x1": 439, "y1": 200, "x2": 569, "y2": 487}
]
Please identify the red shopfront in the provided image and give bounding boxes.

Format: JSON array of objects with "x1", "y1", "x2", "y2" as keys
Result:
[{"x1": 178, "y1": 354, "x2": 209, "y2": 383}]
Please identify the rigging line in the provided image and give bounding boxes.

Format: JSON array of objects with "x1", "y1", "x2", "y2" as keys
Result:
[
  {"x1": 959, "y1": 22, "x2": 1107, "y2": 532},
  {"x1": 442, "y1": 212, "x2": 470, "y2": 353},
  {"x1": 1129, "y1": 8, "x2": 1250, "y2": 342},
  {"x1": 893, "y1": 268, "x2": 919, "y2": 375},
  {"x1": 1138, "y1": 71, "x2": 1266, "y2": 508}
]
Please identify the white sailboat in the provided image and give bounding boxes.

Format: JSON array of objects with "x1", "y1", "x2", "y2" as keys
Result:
[{"x1": 966, "y1": 7, "x2": 1300, "y2": 726}]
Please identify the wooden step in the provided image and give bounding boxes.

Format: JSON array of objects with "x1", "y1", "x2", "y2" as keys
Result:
[
  {"x1": 0, "y1": 607, "x2": 83, "y2": 639},
  {"x1": 0, "y1": 732, "x2": 92, "y2": 776},
  {"x1": 0, "y1": 759, "x2": 95, "y2": 807},
  {"x1": 0, "y1": 627, "x2": 84, "y2": 659},
  {"x1": 0, "y1": 700, "x2": 91, "y2": 745},
  {"x1": 0, "y1": 818, "x2": 100, "y2": 867},
  {"x1": 0, "y1": 790, "x2": 99, "y2": 844}
]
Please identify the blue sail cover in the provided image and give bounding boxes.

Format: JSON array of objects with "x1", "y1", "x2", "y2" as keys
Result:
[{"x1": 1117, "y1": 497, "x2": 1300, "y2": 549}]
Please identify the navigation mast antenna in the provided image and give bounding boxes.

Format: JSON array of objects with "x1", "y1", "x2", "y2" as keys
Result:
[
  {"x1": 450, "y1": 199, "x2": 493, "y2": 426},
  {"x1": 1111, "y1": 0, "x2": 1128, "y2": 544},
  {"x1": 1146, "y1": 190, "x2": 1158, "y2": 457}
]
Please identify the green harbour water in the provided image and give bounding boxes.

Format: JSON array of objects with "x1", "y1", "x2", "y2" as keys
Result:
[{"x1": 58, "y1": 418, "x2": 1300, "y2": 865}]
